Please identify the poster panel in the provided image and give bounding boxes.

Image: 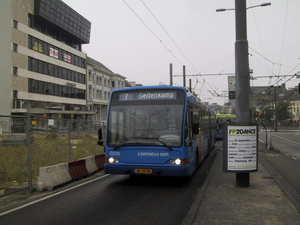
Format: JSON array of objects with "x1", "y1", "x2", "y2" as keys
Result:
[{"x1": 223, "y1": 124, "x2": 258, "y2": 172}]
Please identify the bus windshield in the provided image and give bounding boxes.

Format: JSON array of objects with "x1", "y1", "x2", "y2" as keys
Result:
[{"x1": 108, "y1": 101, "x2": 184, "y2": 148}]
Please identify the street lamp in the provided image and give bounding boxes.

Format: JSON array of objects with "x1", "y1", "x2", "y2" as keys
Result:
[
  {"x1": 216, "y1": 2, "x2": 271, "y2": 12},
  {"x1": 216, "y1": 1, "x2": 271, "y2": 187},
  {"x1": 247, "y1": 2, "x2": 271, "y2": 10},
  {"x1": 216, "y1": 2, "x2": 271, "y2": 125}
]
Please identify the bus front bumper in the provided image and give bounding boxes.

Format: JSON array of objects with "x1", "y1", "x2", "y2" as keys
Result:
[{"x1": 104, "y1": 164, "x2": 191, "y2": 177}]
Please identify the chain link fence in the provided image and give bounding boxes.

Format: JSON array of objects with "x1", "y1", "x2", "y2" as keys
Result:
[{"x1": 0, "y1": 115, "x2": 104, "y2": 198}]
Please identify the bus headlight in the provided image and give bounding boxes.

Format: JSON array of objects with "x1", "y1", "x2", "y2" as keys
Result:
[
  {"x1": 170, "y1": 159, "x2": 187, "y2": 165},
  {"x1": 170, "y1": 158, "x2": 182, "y2": 165},
  {"x1": 107, "y1": 157, "x2": 119, "y2": 163}
]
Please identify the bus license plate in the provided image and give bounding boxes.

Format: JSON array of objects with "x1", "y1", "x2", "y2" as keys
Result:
[{"x1": 135, "y1": 169, "x2": 152, "y2": 174}]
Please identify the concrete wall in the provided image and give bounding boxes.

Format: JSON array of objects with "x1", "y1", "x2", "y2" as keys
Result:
[{"x1": 0, "y1": 0, "x2": 12, "y2": 115}]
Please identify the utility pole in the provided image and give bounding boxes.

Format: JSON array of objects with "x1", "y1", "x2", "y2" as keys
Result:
[
  {"x1": 183, "y1": 65, "x2": 186, "y2": 87},
  {"x1": 235, "y1": 0, "x2": 250, "y2": 187},
  {"x1": 217, "y1": 1, "x2": 271, "y2": 188},
  {"x1": 235, "y1": 0, "x2": 250, "y2": 124},
  {"x1": 169, "y1": 63, "x2": 173, "y2": 86},
  {"x1": 274, "y1": 86, "x2": 278, "y2": 131}
]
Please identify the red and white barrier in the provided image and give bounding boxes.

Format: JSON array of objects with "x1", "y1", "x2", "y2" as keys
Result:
[{"x1": 37, "y1": 154, "x2": 105, "y2": 191}]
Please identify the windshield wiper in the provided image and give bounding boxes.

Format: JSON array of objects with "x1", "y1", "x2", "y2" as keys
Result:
[
  {"x1": 113, "y1": 141, "x2": 142, "y2": 150},
  {"x1": 131, "y1": 137, "x2": 173, "y2": 151}
]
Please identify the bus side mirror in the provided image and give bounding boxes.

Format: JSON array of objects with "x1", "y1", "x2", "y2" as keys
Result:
[
  {"x1": 192, "y1": 123, "x2": 199, "y2": 134},
  {"x1": 98, "y1": 128, "x2": 103, "y2": 146}
]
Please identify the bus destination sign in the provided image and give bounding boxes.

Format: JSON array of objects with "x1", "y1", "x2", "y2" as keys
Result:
[{"x1": 119, "y1": 91, "x2": 177, "y2": 101}]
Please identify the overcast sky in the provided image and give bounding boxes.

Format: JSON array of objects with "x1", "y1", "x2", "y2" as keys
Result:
[{"x1": 62, "y1": 0, "x2": 300, "y2": 104}]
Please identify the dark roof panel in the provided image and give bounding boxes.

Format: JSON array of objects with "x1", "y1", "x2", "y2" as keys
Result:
[{"x1": 35, "y1": 0, "x2": 91, "y2": 43}]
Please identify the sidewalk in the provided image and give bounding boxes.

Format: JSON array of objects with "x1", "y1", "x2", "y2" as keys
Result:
[{"x1": 183, "y1": 143, "x2": 300, "y2": 225}]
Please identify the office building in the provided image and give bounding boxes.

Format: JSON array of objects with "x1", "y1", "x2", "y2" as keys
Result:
[{"x1": 0, "y1": 0, "x2": 92, "y2": 119}]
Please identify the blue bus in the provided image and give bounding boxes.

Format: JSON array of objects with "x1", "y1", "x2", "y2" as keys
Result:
[{"x1": 98, "y1": 86, "x2": 215, "y2": 177}]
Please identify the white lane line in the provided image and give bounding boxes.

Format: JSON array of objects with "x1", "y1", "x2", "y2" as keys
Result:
[
  {"x1": 0, "y1": 174, "x2": 110, "y2": 217},
  {"x1": 271, "y1": 134, "x2": 299, "y2": 145},
  {"x1": 291, "y1": 157, "x2": 297, "y2": 160}
]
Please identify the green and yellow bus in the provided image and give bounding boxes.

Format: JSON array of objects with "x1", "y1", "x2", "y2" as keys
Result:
[{"x1": 215, "y1": 114, "x2": 236, "y2": 140}]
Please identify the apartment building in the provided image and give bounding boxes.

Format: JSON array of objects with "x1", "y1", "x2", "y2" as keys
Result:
[
  {"x1": 86, "y1": 56, "x2": 126, "y2": 123},
  {"x1": 0, "y1": 0, "x2": 92, "y2": 119}
]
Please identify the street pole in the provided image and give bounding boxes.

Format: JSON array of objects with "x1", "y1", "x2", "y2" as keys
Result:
[
  {"x1": 183, "y1": 65, "x2": 186, "y2": 87},
  {"x1": 274, "y1": 86, "x2": 278, "y2": 131},
  {"x1": 235, "y1": 0, "x2": 250, "y2": 187},
  {"x1": 169, "y1": 63, "x2": 173, "y2": 86},
  {"x1": 217, "y1": 1, "x2": 271, "y2": 188}
]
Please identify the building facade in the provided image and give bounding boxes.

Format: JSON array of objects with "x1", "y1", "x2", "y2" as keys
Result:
[
  {"x1": 86, "y1": 56, "x2": 126, "y2": 124},
  {"x1": 0, "y1": 0, "x2": 92, "y2": 119},
  {"x1": 284, "y1": 87, "x2": 300, "y2": 123}
]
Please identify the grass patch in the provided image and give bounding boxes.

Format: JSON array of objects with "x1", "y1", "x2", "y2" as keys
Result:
[{"x1": 0, "y1": 133, "x2": 104, "y2": 190}]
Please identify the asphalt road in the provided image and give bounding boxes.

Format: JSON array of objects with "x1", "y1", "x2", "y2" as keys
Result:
[
  {"x1": 0, "y1": 147, "x2": 219, "y2": 225},
  {"x1": 259, "y1": 129, "x2": 300, "y2": 197}
]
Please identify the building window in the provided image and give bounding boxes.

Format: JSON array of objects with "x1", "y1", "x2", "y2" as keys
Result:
[
  {"x1": 28, "y1": 13, "x2": 34, "y2": 28},
  {"x1": 13, "y1": 43, "x2": 18, "y2": 52},
  {"x1": 28, "y1": 36, "x2": 86, "y2": 69},
  {"x1": 13, "y1": 67, "x2": 18, "y2": 75},
  {"x1": 88, "y1": 86, "x2": 92, "y2": 99},
  {"x1": 28, "y1": 78, "x2": 85, "y2": 99},
  {"x1": 13, "y1": 20, "x2": 18, "y2": 29},
  {"x1": 13, "y1": 90, "x2": 18, "y2": 99},
  {"x1": 28, "y1": 57, "x2": 86, "y2": 84}
]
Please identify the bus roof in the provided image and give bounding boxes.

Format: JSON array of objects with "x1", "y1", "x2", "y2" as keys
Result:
[{"x1": 111, "y1": 85, "x2": 187, "y2": 93}]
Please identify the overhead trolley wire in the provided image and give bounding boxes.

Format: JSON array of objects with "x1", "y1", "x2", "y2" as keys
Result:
[
  {"x1": 140, "y1": 0, "x2": 205, "y2": 93},
  {"x1": 141, "y1": 0, "x2": 199, "y2": 74},
  {"x1": 123, "y1": 0, "x2": 225, "y2": 100},
  {"x1": 249, "y1": 0, "x2": 271, "y2": 76},
  {"x1": 278, "y1": 0, "x2": 290, "y2": 76},
  {"x1": 122, "y1": 0, "x2": 184, "y2": 66}
]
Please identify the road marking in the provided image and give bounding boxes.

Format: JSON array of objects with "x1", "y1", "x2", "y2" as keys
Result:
[
  {"x1": 266, "y1": 154, "x2": 279, "y2": 157},
  {"x1": 0, "y1": 174, "x2": 110, "y2": 217},
  {"x1": 285, "y1": 153, "x2": 290, "y2": 157},
  {"x1": 271, "y1": 134, "x2": 299, "y2": 145},
  {"x1": 291, "y1": 157, "x2": 297, "y2": 160}
]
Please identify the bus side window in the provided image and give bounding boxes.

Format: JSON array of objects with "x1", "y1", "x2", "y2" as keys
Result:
[{"x1": 186, "y1": 108, "x2": 193, "y2": 141}]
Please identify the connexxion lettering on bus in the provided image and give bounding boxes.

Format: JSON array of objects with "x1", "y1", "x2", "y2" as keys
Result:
[{"x1": 97, "y1": 86, "x2": 215, "y2": 177}]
